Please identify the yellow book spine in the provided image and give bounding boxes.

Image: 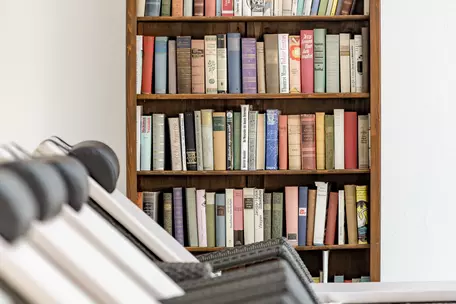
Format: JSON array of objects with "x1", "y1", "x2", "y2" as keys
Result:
[
  {"x1": 316, "y1": 112, "x2": 325, "y2": 170},
  {"x1": 331, "y1": 0, "x2": 339, "y2": 15},
  {"x1": 356, "y1": 185, "x2": 369, "y2": 244}
]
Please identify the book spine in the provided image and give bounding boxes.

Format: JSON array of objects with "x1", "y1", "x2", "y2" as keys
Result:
[
  {"x1": 201, "y1": 109, "x2": 214, "y2": 170},
  {"x1": 298, "y1": 186, "x2": 308, "y2": 246},
  {"x1": 256, "y1": 42, "x2": 266, "y2": 93},
  {"x1": 216, "y1": 0, "x2": 222, "y2": 15},
  {"x1": 300, "y1": 30, "x2": 314, "y2": 93},
  {"x1": 233, "y1": 112, "x2": 242, "y2": 170},
  {"x1": 273, "y1": 0, "x2": 282, "y2": 16},
  {"x1": 136, "y1": 36, "x2": 143, "y2": 95},
  {"x1": 296, "y1": 0, "x2": 304, "y2": 15},
  {"x1": 205, "y1": 36, "x2": 218, "y2": 94},
  {"x1": 362, "y1": 27, "x2": 370, "y2": 93},
  {"x1": 226, "y1": 111, "x2": 234, "y2": 170},
  {"x1": 243, "y1": 188, "x2": 255, "y2": 244},
  {"x1": 313, "y1": 28, "x2": 327, "y2": 93},
  {"x1": 194, "y1": 111, "x2": 204, "y2": 171},
  {"x1": 194, "y1": 0, "x2": 204, "y2": 15},
  {"x1": 265, "y1": 109, "x2": 279, "y2": 170},
  {"x1": 340, "y1": 0, "x2": 353, "y2": 15},
  {"x1": 336, "y1": 0, "x2": 344, "y2": 14},
  {"x1": 225, "y1": 189, "x2": 235, "y2": 247},
  {"x1": 141, "y1": 36, "x2": 154, "y2": 94},
  {"x1": 137, "y1": 0, "x2": 146, "y2": 16},
  {"x1": 145, "y1": 0, "x2": 161, "y2": 16},
  {"x1": 168, "y1": 117, "x2": 182, "y2": 170},
  {"x1": 303, "y1": 0, "x2": 312, "y2": 15},
  {"x1": 354, "y1": 34, "x2": 363, "y2": 93},
  {"x1": 356, "y1": 186, "x2": 369, "y2": 244},
  {"x1": 263, "y1": 0, "x2": 273, "y2": 15},
  {"x1": 263, "y1": 193, "x2": 272, "y2": 240},
  {"x1": 278, "y1": 34, "x2": 290, "y2": 93},
  {"x1": 282, "y1": 0, "x2": 292, "y2": 15},
  {"x1": 162, "y1": 0, "x2": 172, "y2": 15},
  {"x1": 176, "y1": 36, "x2": 192, "y2": 94},
  {"x1": 140, "y1": 115, "x2": 152, "y2": 170},
  {"x1": 168, "y1": 40, "x2": 177, "y2": 94},
  {"x1": 285, "y1": 186, "x2": 299, "y2": 246},
  {"x1": 179, "y1": 113, "x2": 187, "y2": 171},
  {"x1": 227, "y1": 33, "x2": 242, "y2": 93},
  {"x1": 163, "y1": 193, "x2": 173, "y2": 236},
  {"x1": 191, "y1": 40, "x2": 205, "y2": 94},
  {"x1": 300, "y1": 114, "x2": 316, "y2": 170},
  {"x1": 217, "y1": 34, "x2": 228, "y2": 93},
  {"x1": 184, "y1": 0, "x2": 193, "y2": 15},
  {"x1": 185, "y1": 188, "x2": 198, "y2": 246},
  {"x1": 310, "y1": 0, "x2": 320, "y2": 15},
  {"x1": 325, "y1": 0, "x2": 334, "y2": 15},
  {"x1": 287, "y1": 115, "x2": 301, "y2": 170},
  {"x1": 206, "y1": 0, "x2": 216, "y2": 15},
  {"x1": 368, "y1": 113, "x2": 371, "y2": 168},
  {"x1": 254, "y1": 189, "x2": 264, "y2": 242},
  {"x1": 340, "y1": 33, "x2": 351, "y2": 93},
  {"x1": 136, "y1": 105, "x2": 142, "y2": 171},
  {"x1": 338, "y1": 189, "x2": 345, "y2": 245},
  {"x1": 242, "y1": 0, "x2": 251, "y2": 15},
  {"x1": 317, "y1": 0, "x2": 328, "y2": 15},
  {"x1": 234, "y1": 0, "x2": 242, "y2": 15},
  {"x1": 315, "y1": 112, "x2": 325, "y2": 170},
  {"x1": 306, "y1": 189, "x2": 316, "y2": 245},
  {"x1": 196, "y1": 189, "x2": 207, "y2": 247},
  {"x1": 173, "y1": 188, "x2": 185, "y2": 246},
  {"x1": 326, "y1": 34, "x2": 340, "y2": 93},
  {"x1": 252, "y1": 0, "x2": 264, "y2": 15},
  {"x1": 289, "y1": 35, "x2": 301, "y2": 93},
  {"x1": 241, "y1": 38, "x2": 257, "y2": 94},
  {"x1": 278, "y1": 115, "x2": 288, "y2": 170},
  {"x1": 216, "y1": 193, "x2": 226, "y2": 246},
  {"x1": 205, "y1": 192, "x2": 216, "y2": 247},
  {"x1": 325, "y1": 114, "x2": 335, "y2": 170},
  {"x1": 324, "y1": 192, "x2": 338, "y2": 245},
  {"x1": 152, "y1": 114, "x2": 165, "y2": 170},
  {"x1": 233, "y1": 189, "x2": 244, "y2": 246},
  {"x1": 344, "y1": 111, "x2": 358, "y2": 169},
  {"x1": 313, "y1": 181, "x2": 328, "y2": 245},
  {"x1": 358, "y1": 115, "x2": 369, "y2": 169},
  {"x1": 264, "y1": 34, "x2": 279, "y2": 93},
  {"x1": 364, "y1": 0, "x2": 369, "y2": 15},
  {"x1": 256, "y1": 113, "x2": 265, "y2": 170},
  {"x1": 172, "y1": 0, "x2": 183, "y2": 15},
  {"x1": 143, "y1": 192, "x2": 159, "y2": 221},
  {"x1": 344, "y1": 184, "x2": 357, "y2": 244},
  {"x1": 334, "y1": 109, "x2": 345, "y2": 169},
  {"x1": 222, "y1": 0, "x2": 234, "y2": 15},
  {"x1": 350, "y1": 39, "x2": 356, "y2": 92},
  {"x1": 213, "y1": 112, "x2": 227, "y2": 170},
  {"x1": 272, "y1": 192, "x2": 283, "y2": 238},
  {"x1": 240, "y1": 105, "x2": 250, "y2": 170},
  {"x1": 184, "y1": 112, "x2": 197, "y2": 171},
  {"x1": 248, "y1": 111, "x2": 258, "y2": 170},
  {"x1": 330, "y1": 0, "x2": 338, "y2": 15}
]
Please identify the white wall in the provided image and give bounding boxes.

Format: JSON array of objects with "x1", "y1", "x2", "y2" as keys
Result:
[
  {"x1": 381, "y1": 0, "x2": 456, "y2": 281},
  {"x1": 0, "y1": 0, "x2": 126, "y2": 193}
]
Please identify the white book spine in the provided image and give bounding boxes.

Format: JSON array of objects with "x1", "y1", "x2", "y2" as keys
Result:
[
  {"x1": 248, "y1": 111, "x2": 258, "y2": 170},
  {"x1": 368, "y1": 113, "x2": 371, "y2": 168},
  {"x1": 334, "y1": 109, "x2": 345, "y2": 169},
  {"x1": 339, "y1": 33, "x2": 351, "y2": 93},
  {"x1": 338, "y1": 190, "x2": 345, "y2": 245},
  {"x1": 140, "y1": 116, "x2": 152, "y2": 171},
  {"x1": 273, "y1": 0, "x2": 282, "y2": 16},
  {"x1": 152, "y1": 114, "x2": 165, "y2": 170},
  {"x1": 252, "y1": 0, "x2": 264, "y2": 16},
  {"x1": 178, "y1": 113, "x2": 187, "y2": 171},
  {"x1": 243, "y1": 0, "x2": 252, "y2": 15},
  {"x1": 313, "y1": 182, "x2": 329, "y2": 245},
  {"x1": 282, "y1": 0, "x2": 292, "y2": 15},
  {"x1": 204, "y1": 36, "x2": 218, "y2": 94},
  {"x1": 217, "y1": 39, "x2": 227, "y2": 93},
  {"x1": 325, "y1": 35, "x2": 340, "y2": 93},
  {"x1": 325, "y1": 0, "x2": 333, "y2": 15},
  {"x1": 364, "y1": 0, "x2": 369, "y2": 15},
  {"x1": 234, "y1": 0, "x2": 243, "y2": 16},
  {"x1": 136, "y1": 36, "x2": 143, "y2": 95},
  {"x1": 137, "y1": 0, "x2": 146, "y2": 16},
  {"x1": 225, "y1": 189, "x2": 235, "y2": 247},
  {"x1": 303, "y1": 0, "x2": 312, "y2": 15},
  {"x1": 354, "y1": 35, "x2": 363, "y2": 93},
  {"x1": 240, "y1": 105, "x2": 250, "y2": 170},
  {"x1": 263, "y1": 0, "x2": 273, "y2": 16},
  {"x1": 201, "y1": 109, "x2": 214, "y2": 170},
  {"x1": 256, "y1": 113, "x2": 265, "y2": 170},
  {"x1": 278, "y1": 34, "x2": 290, "y2": 93},
  {"x1": 168, "y1": 117, "x2": 182, "y2": 170},
  {"x1": 184, "y1": 0, "x2": 193, "y2": 15},
  {"x1": 254, "y1": 189, "x2": 264, "y2": 242},
  {"x1": 323, "y1": 250, "x2": 329, "y2": 283},
  {"x1": 243, "y1": 188, "x2": 255, "y2": 245},
  {"x1": 291, "y1": 0, "x2": 298, "y2": 15},
  {"x1": 136, "y1": 106, "x2": 142, "y2": 171},
  {"x1": 349, "y1": 39, "x2": 356, "y2": 92},
  {"x1": 194, "y1": 111, "x2": 204, "y2": 171},
  {"x1": 196, "y1": 190, "x2": 207, "y2": 247}
]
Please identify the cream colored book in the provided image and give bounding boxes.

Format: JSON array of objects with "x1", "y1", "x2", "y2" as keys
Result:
[
  {"x1": 287, "y1": 115, "x2": 301, "y2": 170},
  {"x1": 204, "y1": 35, "x2": 218, "y2": 94},
  {"x1": 278, "y1": 34, "x2": 290, "y2": 93},
  {"x1": 256, "y1": 42, "x2": 266, "y2": 94},
  {"x1": 315, "y1": 112, "x2": 325, "y2": 170},
  {"x1": 137, "y1": 0, "x2": 146, "y2": 16},
  {"x1": 338, "y1": 190, "x2": 345, "y2": 245},
  {"x1": 194, "y1": 110, "x2": 204, "y2": 170},
  {"x1": 354, "y1": 35, "x2": 363, "y2": 93},
  {"x1": 201, "y1": 109, "x2": 214, "y2": 170},
  {"x1": 168, "y1": 117, "x2": 182, "y2": 171},
  {"x1": 256, "y1": 114, "x2": 265, "y2": 170},
  {"x1": 225, "y1": 189, "x2": 235, "y2": 247},
  {"x1": 339, "y1": 33, "x2": 351, "y2": 93},
  {"x1": 178, "y1": 113, "x2": 187, "y2": 171}
]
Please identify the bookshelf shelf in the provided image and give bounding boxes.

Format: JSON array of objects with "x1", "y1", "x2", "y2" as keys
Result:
[
  {"x1": 137, "y1": 15, "x2": 369, "y2": 23},
  {"x1": 137, "y1": 169, "x2": 369, "y2": 176},
  {"x1": 137, "y1": 93, "x2": 369, "y2": 101},
  {"x1": 186, "y1": 244, "x2": 370, "y2": 252}
]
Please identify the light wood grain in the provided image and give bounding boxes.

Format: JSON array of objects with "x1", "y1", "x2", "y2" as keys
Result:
[
  {"x1": 137, "y1": 93, "x2": 369, "y2": 100},
  {"x1": 186, "y1": 244, "x2": 370, "y2": 252},
  {"x1": 138, "y1": 169, "x2": 370, "y2": 176}
]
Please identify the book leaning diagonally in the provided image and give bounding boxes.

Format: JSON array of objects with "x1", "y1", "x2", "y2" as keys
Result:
[{"x1": 313, "y1": 181, "x2": 329, "y2": 246}]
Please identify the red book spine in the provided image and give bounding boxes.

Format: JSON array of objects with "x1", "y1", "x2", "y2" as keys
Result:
[
  {"x1": 324, "y1": 192, "x2": 338, "y2": 245},
  {"x1": 279, "y1": 115, "x2": 288, "y2": 170},
  {"x1": 344, "y1": 112, "x2": 358, "y2": 169},
  {"x1": 222, "y1": 0, "x2": 234, "y2": 16},
  {"x1": 141, "y1": 36, "x2": 155, "y2": 94},
  {"x1": 233, "y1": 189, "x2": 244, "y2": 246},
  {"x1": 300, "y1": 114, "x2": 316, "y2": 170},
  {"x1": 205, "y1": 0, "x2": 216, "y2": 16},
  {"x1": 300, "y1": 30, "x2": 314, "y2": 93}
]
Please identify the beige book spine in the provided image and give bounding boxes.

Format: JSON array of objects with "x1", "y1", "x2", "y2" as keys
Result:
[
  {"x1": 168, "y1": 117, "x2": 182, "y2": 170},
  {"x1": 288, "y1": 35, "x2": 301, "y2": 93},
  {"x1": 172, "y1": 0, "x2": 183, "y2": 16},
  {"x1": 339, "y1": 33, "x2": 351, "y2": 93},
  {"x1": 358, "y1": 115, "x2": 369, "y2": 169},
  {"x1": 191, "y1": 40, "x2": 205, "y2": 94},
  {"x1": 344, "y1": 185, "x2": 358, "y2": 245},
  {"x1": 256, "y1": 114, "x2": 265, "y2": 170},
  {"x1": 201, "y1": 109, "x2": 214, "y2": 170},
  {"x1": 213, "y1": 112, "x2": 227, "y2": 170},
  {"x1": 306, "y1": 189, "x2": 317, "y2": 246},
  {"x1": 256, "y1": 42, "x2": 266, "y2": 94},
  {"x1": 316, "y1": 112, "x2": 325, "y2": 170},
  {"x1": 205, "y1": 36, "x2": 218, "y2": 94},
  {"x1": 137, "y1": 0, "x2": 146, "y2": 16},
  {"x1": 264, "y1": 34, "x2": 279, "y2": 93},
  {"x1": 287, "y1": 115, "x2": 301, "y2": 170}
]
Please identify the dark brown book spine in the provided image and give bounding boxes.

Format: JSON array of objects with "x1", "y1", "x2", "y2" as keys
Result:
[
  {"x1": 176, "y1": 36, "x2": 192, "y2": 94},
  {"x1": 341, "y1": 0, "x2": 354, "y2": 15},
  {"x1": 184, "y1": 112, "x2": 197, "y2": 170},
  {"x1": 194, "y1": 0, "x2": 204, "y2": 16}
]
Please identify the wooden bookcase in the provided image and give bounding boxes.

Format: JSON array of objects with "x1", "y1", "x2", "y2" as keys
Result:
[{"x1": 126, "y1": 0, "x2": 381, "y2": 282}]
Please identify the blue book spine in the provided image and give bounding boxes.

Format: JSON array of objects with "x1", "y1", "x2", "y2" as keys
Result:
[
  {"x1": 216, "y1": 0, "x2": 222, "y2": 16},
  {"x1": 336, "y1": 0, "x2": 344, "y2": 15},
  {"x1": 298, "y1": 186, "x2": 308, "y2": 246},
  {"x1": 215, "y1": 193, "x2": 226, "y2": 247},
  {"x1": 310, "y1": 0, "x2": 320, "y2": 15},
  {"x1": 155, "y1": 37, "x2": 168, "y2": 94},
  {"x1": 227, "y1": 33, "x2": 241, "y2": 93},
  {"x1": 265, "y1": 110, "x2": 279, "y2": 170},
  {"x1": 145, "y1": 0, "x2": 161, "y2": 16},
  {"x1": 296, "y1": 0, "x2": 305, "y2": 15},
  {"x1": 173, "y1": 187, "x2": 185, "y2": 246}
]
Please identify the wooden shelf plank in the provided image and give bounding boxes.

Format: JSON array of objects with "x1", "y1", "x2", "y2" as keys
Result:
[
  {"x1": 186, "y1": 244, "x2": 370, "y2": 252},
  {"x1": 138, "y1": 169, "x2": 369, "y2": 176},
  {"x1": 137, "y1": 93, "x2": 369, "y2": 100},
  {"x1": 137, "y1": 16, "x2": 369, "y2": 22}
]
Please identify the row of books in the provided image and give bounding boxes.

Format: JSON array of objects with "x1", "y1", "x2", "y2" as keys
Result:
[
  {"x1": 137, "y1": 105, "x2": 370, "y2": 171},
  {"x1": 136, "y1": 29, "x2": 369, "y2": 95},
  {"x1": 137, "y1": 0, "x2": 367, "y2": 17},
  {"x1": 137, "y1": 183, "x2": 369, "y2": 247}
]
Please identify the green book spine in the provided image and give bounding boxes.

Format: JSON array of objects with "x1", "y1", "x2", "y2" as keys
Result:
[
  {"x1": 325, "y1": 114, "x2": 335, "y2": 169},
  {"x1": 185, "y1": 188, "x2": 198, "y2": 246},
  {"x1": 163, "y1": 193, "x2": 173, "y2": 236},
  {"x1": 206, "y1": 192, "x2": 216, "y2": 247},
  {"x1": 161, "y1": 0, "x2": 171, "y2": 16},
  {"x1": 271, "y1": 192, "x2": 283, "y2": 239},
  {"x1": 334, "y1": 275, "x2": 344, "y2": 283},
  {"x1": 263, "y1": 193, "x2": 272, "y2": 240},
  {"x1": 318, "y1": 0, "x2": 329, "y2": 15},
  {"x1": 233, "y1": 112, "x2": 241, "y2": 170},
  {"x1": 314, "y1": 28, "x2": 327, "y2": 93}
]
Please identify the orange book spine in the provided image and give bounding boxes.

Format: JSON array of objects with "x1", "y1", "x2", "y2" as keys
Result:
[
  {"x1": 172, "y1": 0, "x2": 183, "y2": 16},
  {"x1": 279, "y1": 115, "x2": 288, "y2": 170},
  {"x1": 324, "y1": 192, "x2": 338, "y2": 245},
  {"x1": 205, "y1": 0, "x2": 216, "y2": 16},
  {"x1": 136, "y1": 192, "x2": 143, "y2": 209}
]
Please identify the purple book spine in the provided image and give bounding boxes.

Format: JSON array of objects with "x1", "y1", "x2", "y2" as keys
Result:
[
  {"x1": 173, "y1": 187, "x2": 185, "y2": 245},
  {"x1": 241, "y1": 38, "x2": 257, "y2": 94}
]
